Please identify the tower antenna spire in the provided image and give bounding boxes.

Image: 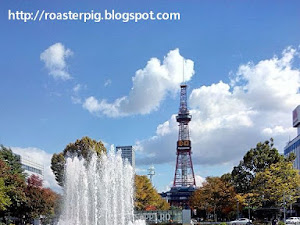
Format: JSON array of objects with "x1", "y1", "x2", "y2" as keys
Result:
[{"x1": 182, "y1": 58, "x2": 185, "y2": 84}]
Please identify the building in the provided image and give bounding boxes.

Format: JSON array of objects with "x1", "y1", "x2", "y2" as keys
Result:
[
  {"x1": 15, "y1": 154, "x2": 44, "y2": 180},
  {"x1": 116, "y1": 146, "x2": 135, "y2": 168},
  {"x1": 284, "y1": 105, "x2": 300, "y2": 170}
]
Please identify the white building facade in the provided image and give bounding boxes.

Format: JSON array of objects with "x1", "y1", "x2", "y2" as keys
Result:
[
  {"x1": 284, "y1": 105, "x2": 300, "y2": 170},
  {"x1": 15, "y1": 154, "x2": 44, "y2": 181},
  {"x1": 21, "y1": 155, "x2": 44, "y2": 180}
]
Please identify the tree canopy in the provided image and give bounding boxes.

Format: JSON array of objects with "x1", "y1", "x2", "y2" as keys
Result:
[
  {"x1": 190, "y1": 177, "x2": 237, "y2": 220},
  {"x1": 135, "y1": 175, "x2": 169, "y2": 211},
  {"x1": 0, "y1": 145, "x2": 24, "y2": 177},
  {"x1": 0, "y1": 145, "x2": 60, "y2": 224},
  {"x1": 228, "y1": 139, "x2": 300, "y2": 218},
  {"x1": 23, "y1": 175, "x2": 60, "y2": 223},
  {"x1": 251, "y1": 161, "x2": 300, "y2": 208},
  {"x1": 0, "y1": 177, "x2": 11, "y2": 211},
  {"x1": 51, "y1": 153, "x2": 65, "y2": 187},
  {"x1": 0, "y1": 151, "x2": 27, "y2": 219},
  {"x1": 231, "y1": 139, "x2": 284, "y2": 193},
  {"x1": 191, "y1": 138, "x2": 300, "y2": 220},
  {"x1": 51, "y1": 136, "x2": 107, "y2": 186}
]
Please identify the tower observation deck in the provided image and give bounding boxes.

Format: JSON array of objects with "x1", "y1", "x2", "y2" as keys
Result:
[{"x1": 173, "y1": 84, "x2": 196, "y2": 187}]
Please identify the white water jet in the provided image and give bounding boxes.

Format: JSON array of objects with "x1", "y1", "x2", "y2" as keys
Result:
[{"x1": 58, "y1": 150, "x2": 145, "y2": 225}]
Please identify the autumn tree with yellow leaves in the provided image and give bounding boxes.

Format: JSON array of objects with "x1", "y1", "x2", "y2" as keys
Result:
[
  {"x1": 190, "y1": 139, "x2": 300, "y2": 220},
  {"x1": 134, "y1": 175, "x2": 169, "y2": 211},
  {"x1": 251, "y1": 161, "x2": 300, "y2": 208},
  {"x1": 189, "y1": 177, "x2": 237, "y2": 220}
]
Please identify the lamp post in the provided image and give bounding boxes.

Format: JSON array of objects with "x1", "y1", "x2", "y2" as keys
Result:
[
  {"x1": 261, "y1": 194, "x2": 265, "y2": 219},
  {"x1": 288, "y1": 195, "x2": 292, "y2": 217},
  {"x1": 247, "y1": 199, "x2": 251, "y2": 220},
  {"x1": 237, "y1": 199, "x2": 239, "y2": 219},
  {"x1": 283, "y1": 192, "x2": 286, "y2": 223}
]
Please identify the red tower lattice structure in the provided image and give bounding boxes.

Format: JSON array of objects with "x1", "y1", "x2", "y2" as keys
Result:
[{"x1": 173, "y1": 84, "x2": 196, "y2": 187}]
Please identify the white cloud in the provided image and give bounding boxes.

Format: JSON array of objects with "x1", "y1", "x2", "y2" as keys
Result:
[
  {"x1": 157, "y1": 175, "x2": 205, "y2": 192},
  {"x1": 71, "y1": 96, "x2": 82, "y2": 104},
  {"x1": 136, "y1": 46, "x2": 300, "y2": 167},
  {"x1": 11, "y1": 147, "x2": 61, "y2": 193},
  {"x1": 83, "y1": 49, "x2": 195, "y2": 117},
  {"x1": 195, "y1": 175, "x2": 205, "y2": 187},
  {"x1": 40, "y1": 43, "x2": 73, "y2": 80},
  {"x1": 73, "y1": 84, "x2": 81, "y2": 93},
  {"x1": 158, "y1": 175, "x2": 205, "y2": 191},
  {"x1": 232, "y1": 46, "x2": 300, "y2": 111},
  {"x1": 104, "y1": 79, "x2": 112, "y2": 87},
  {"x1": 71, "y1": 84, "x2": 83, "y2": 104},
  {"x1": 135, "y1": 167, "x2": 147, "y2": 174},
  {"x1": 159, "y1": 181, "x2": 173, "y2": 193},
  {"x1": 262, "y1": 126, "x2": 295, "y2": 136}
]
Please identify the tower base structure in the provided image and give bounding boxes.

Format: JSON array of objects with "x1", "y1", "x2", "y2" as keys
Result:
[{"x1": 160, "y1": 186, "x2": 195, "y2": 207}]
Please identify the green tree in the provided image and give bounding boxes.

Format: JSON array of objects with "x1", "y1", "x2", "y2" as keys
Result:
[
  {"x1": 0, "y1": 158, "x2": 26, "y2": 220},
  {"x1": 189, "y1": 177, "x2": 237, "y2": 221},
  {"x1": 251, "y1": 161, "x2": 300, "y2": 208},
  {"x1": 0, "y1": 145, "x2": 24, "y2": 177},
  {"x1": 0, "y1": 145, "x2": 60, "y2": 223},
  {"x1": 135, "y1": 175, "x2": 169, "y2": 211},
  {"x1": 51, "y1": 136, "x2": 106, "y2": 186},
  {"x1": 231, "y1": 139, "x2": 283, "y2": 193},
  {"x1": 51, "y1": 153, "x2": 65, "y2": 187},
  {"x1": 0, "y1": 178, "x2": 11, "y2": 211},
  {"x1": 220, "y1": 173, "x2": 233, "y2": 184}
]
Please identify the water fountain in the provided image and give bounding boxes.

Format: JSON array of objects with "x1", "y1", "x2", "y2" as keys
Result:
[{"x1": 58, "y1": 150, "x2": 145, "y2": 225}]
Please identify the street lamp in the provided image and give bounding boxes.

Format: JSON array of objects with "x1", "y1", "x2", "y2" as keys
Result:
[
  {"x1": 246, "y1": 199, "x2": 251, "y2": 220},
  {"x1": 237, "y1": 199, "x2": 239, "y2": 219},
  {"x1": 288, "y1": 195, "x2": 292, "y2": 217},
  {"x1": 283, "y1": 192, "x2": 286, "y2": 223}
]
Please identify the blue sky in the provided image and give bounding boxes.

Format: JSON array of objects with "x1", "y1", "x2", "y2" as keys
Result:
[{"x1": 1, "y1": 0, "x2": 300, "y2": 191}]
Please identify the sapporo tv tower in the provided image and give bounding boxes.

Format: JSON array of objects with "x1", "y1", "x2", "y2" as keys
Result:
[
  {"x1": 160, "y1": 82, "x2": 196, "y2": 207},
  {"x1": 173, "y1": 83, "x2": 196, "y2": 187}
]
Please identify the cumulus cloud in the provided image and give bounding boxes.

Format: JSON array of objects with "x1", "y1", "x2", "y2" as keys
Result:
[
  {"x1": 83, "y1": 49, "x2": 194, "y2": 117},
  {"x1": 136, "y1": 46, "x2": 300, "y2": 167},
  {"x1": 158, "y1": 175, "x2": 204, "y2": 192},
  {"x1": 11, "y1": 147, "x2": 61, "y2": 192},
  {"x1": 40, "y1": 43, "x2": 73, "y2": 80},
  {"x1": 159, "y1": 181, "x2": 173, "y2": 193},
  {"x1": 195, "y1": 175, "x2": 205, "y2": 187}
]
